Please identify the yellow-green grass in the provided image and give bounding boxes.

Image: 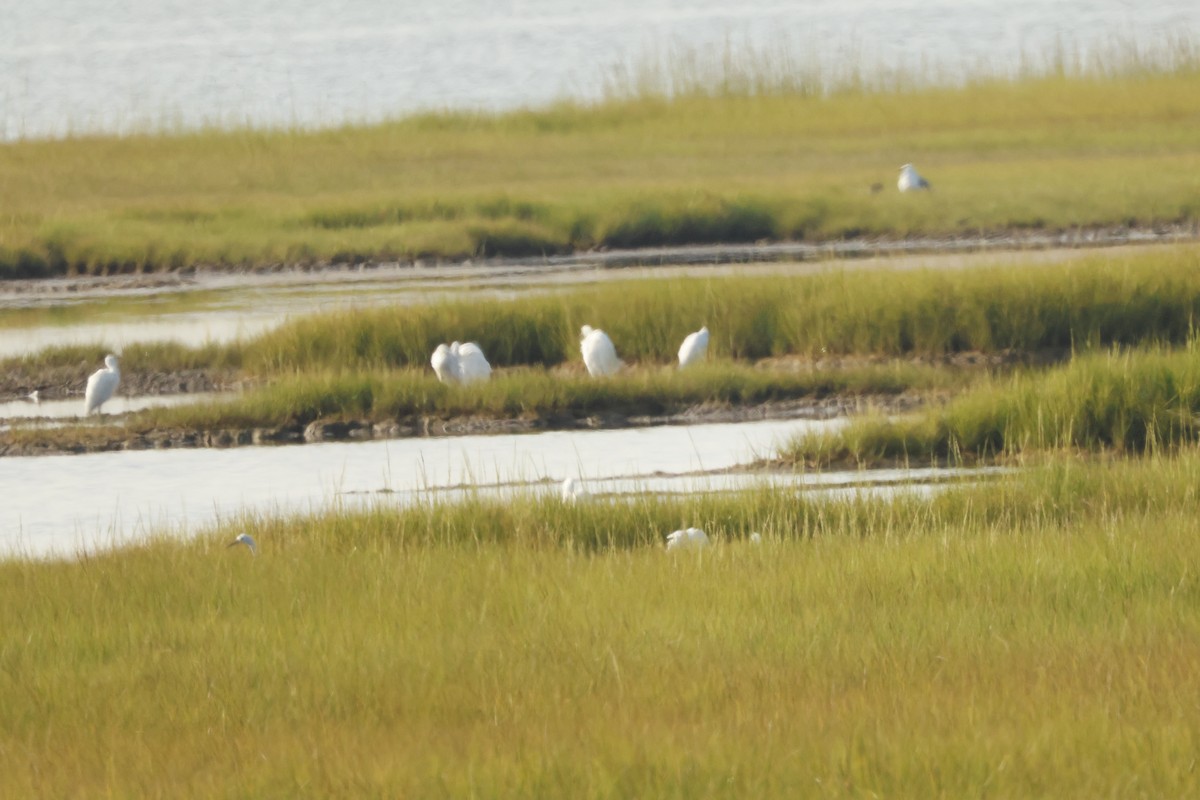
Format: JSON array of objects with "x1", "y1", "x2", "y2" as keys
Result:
[
  {"x1": 3, "y1": 455, "x2": 1199, "y2": 795},
  {"x1": 9, "y1": 244, "x2": 1200, "y2": 388},
  {"x1": 2, "y1": 67, "x2": 1200, "y2": 277},
  {"x1": 784, "y1": 341, "x2": 1200, "y2": 466},
  {"x1": 242, "y1": 246, "x2": 1200, "y2": 371}
]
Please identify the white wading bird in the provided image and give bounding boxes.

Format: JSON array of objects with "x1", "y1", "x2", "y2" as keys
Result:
[
  {"x1": 452, "y1": 341, "x2": 492, "y2": 384},
  {"x1": 561, "y1": 476, "x2": 588, "y2": 504},
  {"x1": 580, "y1": 325, "x2": 622, "y2": 377},
  {"x1": 677, "y1": 326, "x2": 710, "y2": 369},
  {"x1": 227, "y1": 532, "x2": 257, "y2": 556},
  {"x1": 897, "y1": 163, "x2": 931, "y2": 192},
  {"x1": 84, "y1": 354, "x2": 120, "y2": 415},
  {"x1": 666, "y1": 527, "x2": 709, "y2": 551},
  {"x1": 431, "y1": 343, "x2": 458, "y2": 384}
]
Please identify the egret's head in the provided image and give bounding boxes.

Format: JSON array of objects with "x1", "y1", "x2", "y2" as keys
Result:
[
  {"x1": 227, "y1": 532, "x2": 257, "y2": 556},
  {"x1": 433, "y1": 343, "x2": 450, "y2": 358},
  {"x1": 580, "y1": 325, "x2": 594, "y2": 340},
  {"x1": 700, "y1": 326, "x2": 708, "y2": 334},
  {"x1": 104, "y1": 354, "x2": 120, "y2": 370}
]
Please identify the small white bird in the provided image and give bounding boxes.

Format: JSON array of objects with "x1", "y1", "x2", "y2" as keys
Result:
[
  {"x1": 226, "y1": 532, "x2": 257, "y2": 556},
  {"x1": 84, "y1": 354, "x2": 120, "y2": 415},
  {"x1": 561, "y1": 476, "x2": 588, "y2": 504},
  {"x1": 749, "y1": 532, "x2": 762, "y2": 544},
  {"x1": 897, "y1": 163, "x2": 931, "y2": 192},
  {"x1": 666, "y1": 527, "x2": 709, "y2": 551},
  {"x1": 580, "y1": 325, "x2": 622, "y2": 377},
  {"x1": 24, "y1": 388, "x2": 41, "y2": 404},
  {"x1": 677, "y1": 326, "x2": 710, "y2": 369},
  {"x1": 431, "y1": 343, "x2": 458, "y2": 384},
  {"x1": 452, "y1": 341, "x2": 492, "y2": 384}
]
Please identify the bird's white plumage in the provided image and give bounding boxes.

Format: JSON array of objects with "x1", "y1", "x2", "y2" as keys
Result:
[
  {"x1": 452, "y1": 341, "x2": 492, "y2": 384},
  {"x1": 84, "y1": 354, "x2": 120, "y2": 415},
  {"x1": 749, "y1": 532, "x2": 762, "y2": 544},
  {"x1": 666, "y1": 527, "x2": 709, "y2": 551},
  {"x1": 561, "y1": 476, "x2": 588, "y2": 504},
  {"x1": 580, "y1": 325, "x2": 622, "y2": 377},
  {"x1": 431, "y1": 343, "x2": 458, "y2": 384},
  {"x1": 897, "y1": 163, "x2": 931, "y2": 192},
  {"x1": 227, "y1": 532, "x2": 257, "y2": 555},
  {"x1": 677, "y1": 326, "x2": 710, "y2": 368}
]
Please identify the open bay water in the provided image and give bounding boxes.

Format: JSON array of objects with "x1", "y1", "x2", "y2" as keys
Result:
[{"x1": 2, "y1": 0, "x2": 1195, "y2": 140}]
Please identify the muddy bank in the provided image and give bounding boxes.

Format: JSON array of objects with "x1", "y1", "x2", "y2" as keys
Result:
[
  {"x1": 0, "y1": 367, "x2": 243, "y2": 402},
  {"x1": 1, "y1": 224, "x2": 1196, "y2": 302},
  {"x1": 0, "y1": 394, "x2": 926, "y2": 458}
]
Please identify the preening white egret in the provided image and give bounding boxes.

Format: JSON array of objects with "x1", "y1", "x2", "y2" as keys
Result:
[
  {"x1": 226, "y1": 532, "x2": 257, "y2": 555},
  {"x1": 666, "y1": 527, "x2": 709, "y2": 551},
  {"x1": 580, "y1": 325, "x2": 622, "y2": 377},
  {"x1": 561, "y1": 476, "x2": 588, "y2": 504},
  {"x1": 431, "y1": 343, "x2": 458, "y2": 384},
  {"x1": 677, "y1": 326, "x2": 709, "y2": 368},
  {"x1": 452, "y1": 341, "x2": 492, "y2": 384},
  {"x1": 84, "y1": 354, "x2": 120, "y2": 415},
  {"x1": 897, "y1": 163, "x2": 931, "y2": 192}
]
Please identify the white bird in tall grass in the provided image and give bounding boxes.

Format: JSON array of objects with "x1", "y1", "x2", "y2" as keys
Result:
[
  {"x1": 452, "y1": 341, "x2": 492, "y2": 384},
  {"x1": 580, "y1": 325, "x2": 622, "y2": 377},
  {"x1": 897, "y1": 163, "x2": 931, "y2": 192},
  {"x1": 677, "y1": 326, "x2": 709, "y2": 369},
  {"x1": 24, "y1": 388, "x2": 41, "y2": 404},
  {"x1": 226, "y1": 532, "x2": 257, "y2": 556},
  {"x1": 561, "y1": 476, "x2": 588, "y2": 504},
  {"x1": 431, "y1": 343, "x2": 458, "y2": 384},
  {"x1": 84, "y1": 354, "x2": 120, "y2": 415},
  {"x1": 666, "y1": 527, "x2": 709, "y2": 551}
]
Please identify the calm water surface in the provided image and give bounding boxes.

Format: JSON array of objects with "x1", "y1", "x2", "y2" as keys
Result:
[
  {"x1": 0, "y1": 416, "x2": 906, "y2": 559},
  {"x1": 2, "y1": 0, "x2": 1194, "y2": 140}
]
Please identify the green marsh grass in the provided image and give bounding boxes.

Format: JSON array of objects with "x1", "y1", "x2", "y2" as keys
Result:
[
  {"x1": 2, "y1": 63, "x2": 1200, "y2": 276},
  {"x1": 7, "y1": 245, "x2": 1200, "y2": 382},
  {"x1": 3, "y1": 455, "x2": 1200, "y2": 795},
  {"x1": 234, "y1": 245, "x2": 1200, "y2": 373},
  {"x1": 784, "y1": 341, "x2": 1200, "y2": 465}
]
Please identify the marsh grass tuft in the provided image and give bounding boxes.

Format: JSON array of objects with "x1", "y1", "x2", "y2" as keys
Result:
[{"x1": 784, "y1": 342, "x2": 1200, "y2": 465}]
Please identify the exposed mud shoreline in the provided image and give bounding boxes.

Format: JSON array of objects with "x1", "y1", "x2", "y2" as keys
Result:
[
  {"x1": 1, "y1": 224, "x2": 1195, "y2": 303},
  {"x1": 0, "y1": 394, "x2": 926, "y2": 458}
]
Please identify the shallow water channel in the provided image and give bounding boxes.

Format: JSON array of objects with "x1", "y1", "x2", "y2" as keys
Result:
[{"x1": 0, "y1": 416, "x2": 994, "y2": 560}]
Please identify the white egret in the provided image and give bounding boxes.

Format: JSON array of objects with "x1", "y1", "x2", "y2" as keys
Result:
[
  {"x1": 897, "y1": 163, "x2": 931, "y2": 192},
  {"x1": 749, "y1": 532, "x2": 762, "y2": 544},
  {"x1": 431, "y1": 343, "x2": 458, "y2": 384},
  {"x1": 580, "y1": 325, "x2": 622, "y2": 377},
  {"x1": 677, "y1": 326, "x2": 709, "y2": 369},
  {"x1": 84, "y1": 354, "x2": 120, "y2": 415},
  {"x1": 226, "y1": 532, "x2": 257, "y2": 556},
  {"x1": 452, "y1": 341, "x2": 492, "y2": 384},
  {"x1": 24, "y1": 388, "x2": 41, "y2": 404},
  {"x1": 561, "y1": 476, "x2": 588, "y2": 504},
  {"x1": 666, "y1": 526, "x2": 709, "y2": 551}
]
